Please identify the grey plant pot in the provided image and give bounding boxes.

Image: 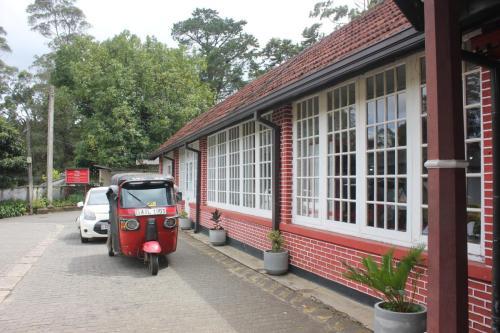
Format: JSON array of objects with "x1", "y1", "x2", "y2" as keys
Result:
[
  {"x1": 209, "y1": 229, "x2": 226, "y2": 246},
  {"x1": 374, "y1": 301, "x2": 427, "y2": 333},
  {"x1": 179, "y1": 218, "x2": 191, "y2": 230},
  {"x1": 264, "y1": 250, "x2": 289, "y2": 275}
]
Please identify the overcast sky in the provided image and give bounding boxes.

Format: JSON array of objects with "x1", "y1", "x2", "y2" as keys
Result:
[{"x1": 0, "y1": 0, "x2": 351, "y2": 70}]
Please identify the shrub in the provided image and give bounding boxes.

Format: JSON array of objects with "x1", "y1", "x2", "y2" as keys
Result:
[
  {"x1": 267, "y1": 230, "x2": 284, "y2": 252},
  {"x1": 32, "y1": 198, "x2": 48, "y2": 209},
  {"x1": 343, "y1": 246, "x2": 425, "y2": 313},
  {"x1": 210, "y1": 209, "x2": 223, "y2": 230},
  {"x1": 179, "y1": 210, "x2": 188, "y2": 218},
  {"x1": 0, "y1": 200, "x2": 28, "y2": 219}
]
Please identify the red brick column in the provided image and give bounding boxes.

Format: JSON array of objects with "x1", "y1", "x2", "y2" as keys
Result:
[
  {"x1": 173, "y1": 149, "x2": 180, "y2": 185},
  {"x1": 199, "y1": 137, "x2": 208, "y2": 206},
  {"x1": 273, "y1": 104, "x2": 293, "y2": 225}
]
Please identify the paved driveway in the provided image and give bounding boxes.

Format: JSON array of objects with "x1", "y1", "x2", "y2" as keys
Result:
[{"x1": 0, "y1": 212, "x2": 347, "y2": 333}]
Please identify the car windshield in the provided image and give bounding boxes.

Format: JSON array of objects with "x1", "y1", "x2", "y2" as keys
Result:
[
  {"x1": 120, "y1": 183, "x2": 174, "y2": 208},
  {"x1": 87, "y1": 190, "x2": 109, "y2": 205}
]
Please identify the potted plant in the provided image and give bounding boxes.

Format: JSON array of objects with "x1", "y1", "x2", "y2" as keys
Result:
[
  {"x1": 178, "y1": 210, "x2": 191, "y2": 230},
  {"x1": 343, "y1": 246, "x2": 426, "y2": 333},
  {"x1": 208, "y1": 209, "x2": 226, "y2": 246},
  {"x1": 264, "y1": 230, "x2": 289, "y2": 275}
]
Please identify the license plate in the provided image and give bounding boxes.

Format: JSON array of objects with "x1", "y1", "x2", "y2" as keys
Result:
[
  {"x1": 101, "y1": 224, "x2": 110, "y2": 230},
  {"x1": 134, "y1": 207, "x2": 166, "y2": 216}
]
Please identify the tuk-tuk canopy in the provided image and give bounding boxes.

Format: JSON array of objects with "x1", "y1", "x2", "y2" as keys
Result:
[{"x1": 110, "y1": 173, "x2": 174, "y2": 187}]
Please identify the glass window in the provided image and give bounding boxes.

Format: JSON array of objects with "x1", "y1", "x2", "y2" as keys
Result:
[
  {"x1": 87, "y1": 190, "x2": 109, "y2": 205},
  {"x1": 366, "y1": 65, "x2": 407, "y2": 232},
  {"x1": 327, "y1": 83, "x2": 356, "y2": 223},
  {"x1": 207, "y1": 119, "x2": 271, "y2": 212},
  {"x1": 419, "y1": 59, "x2": 483, "y2": 245},
  {"x1": 296, "y1": 96, "x2": 320, "y2": 218}
]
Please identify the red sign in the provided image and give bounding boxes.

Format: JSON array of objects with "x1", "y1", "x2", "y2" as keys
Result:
[{"x1": 65, "y1": 168, "x2": 90, "y2": 184}]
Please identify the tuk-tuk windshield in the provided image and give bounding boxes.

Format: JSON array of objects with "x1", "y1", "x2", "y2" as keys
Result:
[{"x1": 120, "y1": 182, "x2": 174, "y2": 208}]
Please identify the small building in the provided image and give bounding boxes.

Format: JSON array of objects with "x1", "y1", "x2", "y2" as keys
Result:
[{"x1": 151, "y1": 1, "x2": 500, "y2": 331}]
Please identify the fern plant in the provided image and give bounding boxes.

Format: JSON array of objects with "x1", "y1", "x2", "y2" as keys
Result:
[
  {"x1": 210, "y1": 209, "x2": 223, "y2": 230},
  {"x1": 343, "y1": 246, "x2": 425, "y2": 313},
  {"x1": 267, "y1": 230, "x2": 284, "y2": 252}
]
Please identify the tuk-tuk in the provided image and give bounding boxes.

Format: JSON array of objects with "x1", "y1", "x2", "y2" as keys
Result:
[{"x1": 106, "y1": 173, "x2": 179, "y2": 275}]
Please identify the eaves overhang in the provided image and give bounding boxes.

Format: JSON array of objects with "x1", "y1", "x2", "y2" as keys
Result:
[{"x1": 149, "y1": 27, "x2": 424, "y2": 159}]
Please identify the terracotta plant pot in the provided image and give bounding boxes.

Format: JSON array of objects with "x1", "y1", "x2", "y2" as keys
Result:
[
  {"x1": 374, "y1": 301, "x2": 427, "y2": 333},
  {"x1": 264, "y1": 249, "x2": 289, "y2": 275},
  {"x1": 209, "y1": 229, "x2": 226, "y2": 246}
]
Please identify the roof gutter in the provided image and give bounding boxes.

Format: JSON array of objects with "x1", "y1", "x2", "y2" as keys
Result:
[{"x1": 150, "y1": 27, "x2": 424, "y2": 158}]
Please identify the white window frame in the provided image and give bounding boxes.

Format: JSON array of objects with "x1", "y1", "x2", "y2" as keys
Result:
[
  {"x1": 206, "y1": 118, "x2": 272, "y2": 219},
  {"x1": 291, "y1": 53, "x2": 485, "y2": 259},
  {"x1": 292, "y1": 54, "x2": 429, "y2": 248}
]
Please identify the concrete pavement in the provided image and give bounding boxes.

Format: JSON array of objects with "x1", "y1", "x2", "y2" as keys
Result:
[{"x1": 0, "y1": 212, "x2": 370, "y2": 332}]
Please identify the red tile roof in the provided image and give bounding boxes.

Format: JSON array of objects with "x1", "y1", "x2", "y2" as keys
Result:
[{"x1": 153, "y1": 0, "x2": 410, "y2": 156}]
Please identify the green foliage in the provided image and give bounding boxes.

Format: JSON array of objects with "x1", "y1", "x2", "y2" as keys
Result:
[
  {"x1": 267, "y1": 230, "x2": 284, "y2": 252},
  {"x1": 303, "y1": 0, "x2": 383, "y2": 47},
  {"x1": 251, "y1": 38, "x2": 301, "y2": 77},
  {"x1": 343, "y1": 246, "x2": 425, "y2": 313},
  {"x1": 210, "y1": 209, "x2": 223, "y2": 230},
  {"x1": 0, "y1": 117, "x2": 26, "y2": 188},
  {"x1": 172, "y1": 8, "x2": 259, "y2": 100},
  {"x1": 0, "y1": 200, "x2": 27, "y2": 219},
  {"x1": 26, "y1": 0, "x2": 90, "y2": 48},
  {"x1": 179, "y1": 210, "x2": 188, "y2": 219},
  {"x1": 32, "y1": 197, "x2": 48, "y2": 209},
  {"x1": 52, "y1": 32, "x2": 213, "y2": 167}
]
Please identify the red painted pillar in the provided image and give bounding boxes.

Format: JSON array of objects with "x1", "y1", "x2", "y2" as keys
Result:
[{"x1": 424, "y1": 1, "x2": 468, "y2": 332}]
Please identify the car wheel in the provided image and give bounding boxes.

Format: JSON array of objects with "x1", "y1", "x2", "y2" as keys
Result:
[{"x1": 81, "y1": 235, "x2": 88, "y2": 243}]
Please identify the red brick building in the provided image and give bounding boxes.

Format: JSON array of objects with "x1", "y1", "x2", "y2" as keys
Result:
[{"x1": 151, "y1": 1, "x2": 500, "y2": 332}]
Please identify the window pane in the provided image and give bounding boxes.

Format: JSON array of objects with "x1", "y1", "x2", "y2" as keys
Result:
[
  {"x1": 465, "y1": 72, "x2": 480, "y2": 105},
  {"x1": 396, "y1": 65, "x2": 406, "y2": 91},
  {"x1": 386, "y1": 69, "x2": 394, "y2": 94},
  {"x1": 467, "y1": 177, "x2": 481, "y2": 208},
  {"x1": 375, "y1": 73, "x2": 384, "y2": 97},
  {"x1": 367, "y1": 101, "x2": 375, "y2": 125},
  {"x1": 366, "y1": 77, "x2": 374, "y2": 100},
  {"x1": 466, "y1": 108, "x2": 481, "y2": 139},
  {"x1": 466, "y1": 211, "x2": 481, "y2": 244},
  {"x1": 466, "y1": 142, "x2": 481, "y2": 173}
]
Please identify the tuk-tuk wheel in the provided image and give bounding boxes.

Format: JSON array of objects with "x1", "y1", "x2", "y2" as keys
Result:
[
  {"x1": 107, "y1": 236, "x2": 114, "y2": 257},
  {"x1": 148, "y1": 254, "x2": 159, "y2": 276}
]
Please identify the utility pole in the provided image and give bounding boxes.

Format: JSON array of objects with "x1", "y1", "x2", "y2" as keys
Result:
[
  {"x1": 26, "y1": 118, "x2": 33, "y2": 214},
  {"x1": 46, "y1": 85, "x2": 54, "y2": 206}
]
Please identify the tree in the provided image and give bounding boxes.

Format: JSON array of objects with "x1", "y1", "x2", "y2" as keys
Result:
[
  {"x1": 302, "y1": 0, "x2": 382, "y2": 47},
  {"x1": 0, "y1": 117, "x2": 26, "y2": 188},
  {"x1": 26, "y1": 0, "x2": 90, "y2": 49},
  {"x1": 52, "y1": 32, "x2": 213, "y2": 167},
  {"x1": 0, "y1": 27, "x2": 16, "y2": 98},
  {"x1": 172, "y1": 8, "x2": 259, "y2": 101},
  {"x1": 301, "y1": 23, "x2": 323, "y2": 49},
  {"x1": 0, "y1": 27, "x2": 12, "y2": 53},
  {"x1": 250, "y1": 38, "x2": 301, "y2": 78}
]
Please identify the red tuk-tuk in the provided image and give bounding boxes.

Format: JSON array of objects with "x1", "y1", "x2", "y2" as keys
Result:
[{"x1": 106, "y1": 173, "x2": 179, "y2": 275}]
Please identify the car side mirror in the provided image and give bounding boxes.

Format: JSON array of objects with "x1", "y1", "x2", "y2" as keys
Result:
[
  {"x1": 77, "y1": 201, "x2": 84, "y2": 208},
  {"x1": 176, "y1": 192, "x2": 183, "y2": 202}
]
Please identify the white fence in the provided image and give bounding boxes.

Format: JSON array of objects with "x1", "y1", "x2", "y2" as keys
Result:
[{"x1": 0, "y1": 186, "x2": 65, "y2": 202}]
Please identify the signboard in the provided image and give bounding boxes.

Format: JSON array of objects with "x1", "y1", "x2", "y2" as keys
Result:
[{"x1": 65, "y1": 168, "x2": 90, "y2": 184}]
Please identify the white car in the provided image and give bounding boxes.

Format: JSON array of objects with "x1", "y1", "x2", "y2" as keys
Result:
[{"x1": 76, "y1": 187, "x2": 110, "y2": 243}]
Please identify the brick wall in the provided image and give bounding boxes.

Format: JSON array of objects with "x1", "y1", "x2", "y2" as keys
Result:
[{"x1": 182, "y1": 90, "x2": 494, "y2": 331}]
